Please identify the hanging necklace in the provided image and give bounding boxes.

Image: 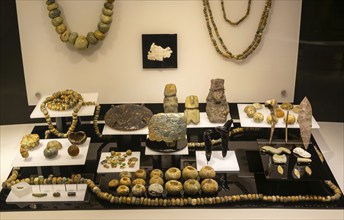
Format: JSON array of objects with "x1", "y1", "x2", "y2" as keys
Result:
[
  {"x1": 45, "y1": 0, "x2": 115, "y2": 50},
  {"x1": 221, "y1": 0, "x2": 252, "y2": 25},
  {"x1": 203, "y1": 0, "x2": 272, "y2": 61}
]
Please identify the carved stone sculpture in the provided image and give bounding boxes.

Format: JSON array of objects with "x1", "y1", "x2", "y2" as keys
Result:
[
  {"x1": 206, "y1": 79, "x2": 229, "y2": 123},
  {"x1": 298, "y1": 97, "x2": 312, "y2": 149},
  {"x1": 184, "y1": 95, "x2": 200, "y2": 124},
  {"x1": 163, "y1": 84, "x2": 178, "y2": 113},
  {"x1": 148, "y1": 113, "x2": 186, "y2": 143}
]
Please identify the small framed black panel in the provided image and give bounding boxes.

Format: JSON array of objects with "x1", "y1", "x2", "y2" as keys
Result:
[{"x1": 142, "y1": 34, "x2": 177, "y2": 68}]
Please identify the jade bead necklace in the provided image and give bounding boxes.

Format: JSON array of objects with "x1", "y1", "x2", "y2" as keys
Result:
[{"x1": 46, "y1": 0, "x2": 115, "y2": 50}]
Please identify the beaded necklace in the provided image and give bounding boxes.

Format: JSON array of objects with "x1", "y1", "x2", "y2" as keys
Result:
[
  {"x1": 40, "y1": 89, "x2": 103, "y2": 138},
  {"x1": 45, "y1": 0, "x2": 115, "y2": 50},
  {"x1": 221, "y1": 0, "x2": 252, "y2": 25},
  {"x1": 203, "y1": 0, "x2": 272, "y2": 60}
]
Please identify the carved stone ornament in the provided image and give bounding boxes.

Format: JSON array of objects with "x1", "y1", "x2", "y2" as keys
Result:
[
  {"x1": 206, "y1": 79, "x2": 229, "y2": 123},
  {"x1": 104, "y1": 104, "x2": 153, "y2": 131},
  {"x1": 184, "y1": 95, "x2": 200, "y2": 124},
  {"x1": 163, "y1": 83, "x2": 178, "y2": 113},
  {"x1": 148, "y1": 113, "x2": 187, "y2": 143},
  {"x1": 298, "y1": 97, "x2": 312, "y2": 149}
]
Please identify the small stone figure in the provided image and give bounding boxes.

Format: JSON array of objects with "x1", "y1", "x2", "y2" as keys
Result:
[
  {"x1": 184, "y1": 95, "x2": 200, "y2": 124},
  {"x1": 163, "y1": 84, "x2": 178, "y2": 113},
  {"x1": 215, "y1": 119, "x2": 233, "y2": 158},
  {"x1": 203, "y1": 129, "x2": 214, "y2": 162},
  {"x1": 206, "y1": 79, "x2": 229, "y2": 123}
]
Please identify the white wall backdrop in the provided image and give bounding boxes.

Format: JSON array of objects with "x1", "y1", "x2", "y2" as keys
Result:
[{"x1": 16, "y1": 0, "x2": 302, "y2": 105}]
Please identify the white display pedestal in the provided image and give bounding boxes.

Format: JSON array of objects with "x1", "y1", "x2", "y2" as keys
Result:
[
  {"x1": 196, "y1": 151, "x2": 240, "y2": 173},
  {"x1": 6, "y1": 184, "x2": 87, "y2": 204},
  {"x1": 12, "y1": 138, "x2": 91, "y2": 167},
  {"x1": 102, "y1": 112, "x2": 232, "y2": 135},
  {"x1": 30, "y1": 93, "x2": 99, "y2": 118},
  {"x1": 237, "y1": 104, "x2": 320, "y2": 129},
  {"x1": 96, "y1": 152, "x2": 141, "y2": 173}
]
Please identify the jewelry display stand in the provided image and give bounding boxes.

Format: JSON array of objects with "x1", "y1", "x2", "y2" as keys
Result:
[
  {"x1": 237, "y1": 104, "x2": 320, "y2": 128},
  {"x1": 196, "y1": 151, "x2": 240, "y2": 173},
  {"x1": 96, "y1": 152, "x2": 141, "y2": 173},
  {"x1": 30, "y1": 93, "x2": 99, "y2": 132},
  {"x1": 6, "y1": 184, "x2": 87, "y2": 204}
]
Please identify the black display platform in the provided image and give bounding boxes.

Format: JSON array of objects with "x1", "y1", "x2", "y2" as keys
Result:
[{"x1": 1, "y1": 123, "x2": 343, "y2": 211}]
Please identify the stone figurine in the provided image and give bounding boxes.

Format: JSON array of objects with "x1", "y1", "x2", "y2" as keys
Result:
[
  {"x1": 184, "y1": 95, "x2": 200, "y2": 124},
  {"x1": 163, "y1": 84, "x2": 178, "y2": 113},
  {"x1": 206, "y1": 79, "x2": 229, "y2": 123}
]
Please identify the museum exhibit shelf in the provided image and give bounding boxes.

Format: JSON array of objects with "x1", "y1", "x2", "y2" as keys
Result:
[
  {"x1": 102, "y1": 112, "x2": 232, "y2": 135},
  {"x1": 237, "y1": 104, "x2": 320, "y2": 129},
  {"x1": 1, "y1": 106, "x2": 343, "y2": 214}
]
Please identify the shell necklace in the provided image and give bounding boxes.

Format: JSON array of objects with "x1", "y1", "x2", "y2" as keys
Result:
[
  {"x1": 221, "y1": 0, "x2": 252, "y2": 25},
  {"x1": 45, "y1": 0, "x2": 115, "y2": 50},
  {"x1": 203, "y1": 0, "x2": 272, "y2": 60}
]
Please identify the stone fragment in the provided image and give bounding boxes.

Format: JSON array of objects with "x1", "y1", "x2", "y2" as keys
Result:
[
  {"x1": 206, "y1": 79, "x2": 229, "y2": 123},
  {"x1": 148, "y1": 113, "x2": 186, "y2": 143},
  {"x1": 298, "y1": 97, "x2": 312, "y2": 149}
]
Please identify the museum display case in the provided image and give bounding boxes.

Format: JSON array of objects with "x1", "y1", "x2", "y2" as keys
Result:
[{"x1": 1, "y1": 0, "x2": 343, "y2": 219}]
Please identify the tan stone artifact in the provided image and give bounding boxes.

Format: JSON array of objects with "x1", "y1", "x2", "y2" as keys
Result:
[
  {"x1": 165, "y1": 180, "x2": 183, "y2": 195},
  {"x1": 201, "y1": 178, "x2": 218, "y2": 195},
  {"x1": 184, "y1": 95, "x2": 200, "y2": 124},
  {"x1": 148, "y1": 113, "x2": 187, "y2": 143},
  {"x1": 206, "y1": 79, "x2": 229, "y2": 123},
  {"x1": 163, "y1": 84, "x2": 178, "y2": 113},
  {"x1": 165, "y1": 167, "x2": 181, "y2": 181},
  {"x1": 182, "y1": 166, "x2": 198, "y2": 180},
  {"x1": 183, "y1": 179, "x2": 201, "y2": 195},
  {"x1": 199, "y1": 166, "x2": 216, "y2": 179}
]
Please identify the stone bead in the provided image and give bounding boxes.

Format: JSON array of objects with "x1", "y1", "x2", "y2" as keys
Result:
[
  {"x1": 201, "y1": 179, "x2": 218, "y2": 195},
  {"x1": 47, "y1": 3, "x2": 58, "y2": 11},
  {"x1": 46, "y1": 0, "x2": 55, "y2": 5},
  {"x1": 68, "y1": 32, "x2": 78, "y2": 44},
  {"x1": 199, "y1": 166, "x2": 216, "y2": 179},
  {"x1": 150, "y1": 169, "x2": 163, "y2": 178},
  {"x1": 85, "y1": 31, "x2": 97, "y2": 45},
  {"x1": 49, "y1": 9, "x2": 61, "y2": 19},
  {"x1": 132, "y1": 178, "x2": 146, "y2": 186},
  {"x1": 74, "y1": 35, "x2": 89, "y2": 50},
  {"x1": 104, "y1": 2, "x2": 114, "y2": 10},
  {"x1": 165, "y1": 167, "x2": 181, "y2": 181},
  {"x1": 55, "y1": 24, "x2": 67, "y2": 34},
  {"x1": 101, "y1": 14, "x2": 112, "y2": 24},
  {"x1": 165, "y1": 180, "x2": 183, "y2": 196},
  {"x1": 135, "y1": 169, "x2": 147, "y2": 179},
  {"x1": 149, "y1": 176, "x2": 164, "y2": 186},
  {"x1": 94, "y1": 30, "x2": 105, "y2": 40},
  {"x1": 98, "y1": 22, "x2": 110, "y2": 33},
  {"x1": 182, "y1": 166, "x2": 198, "y2": 180},
  {"x1": 60, "y1": 31, "x2": 70, "y2": 42},
  {"x1": 131, "y1": 184, "x2": 146, "y2": 197},
  {"x1": 103, "y1": 8, "x2": 113, "y2": 16},
  {"x1": 183, "y1": 179, "x2": 201, "y2": 195}
]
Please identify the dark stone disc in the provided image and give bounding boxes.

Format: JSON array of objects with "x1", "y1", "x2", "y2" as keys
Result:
[{"x1": 104, "y1": 104, "x2": 153, "y2": 131}]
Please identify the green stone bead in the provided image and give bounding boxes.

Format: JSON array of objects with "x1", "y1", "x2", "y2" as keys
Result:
[
  {"x1": 101, "y1": 14, "x2": 112, "y2": 24},
  {"x1": 55, "y1": 24, "x2": 66, "y2": 34},
  {"x1": 104, "y1": 2, "x2": 113, "y2": 10},
  {"x1": 68, "y1": 32, "x2": 78, "y2": 44},
  {"x1": 74, "y1": 35, "x2": 89, "y2": 50},
  {"x1": 46, "y1": 0, "x2": 55, "y2": 5},
  {"x1": 94, "y1": 30, "x2": 105, "y2": 41},
  {"x1": 102, "y1": 8, "x2": 113, "y2": 16},
  {"x1": 51, "y1": 16, "x2": 63, "y2": 27},
  {"x1": 49, "y1": 9, "x2": 61, "y2": 19},
  {"x1": 98, "y1": 22, "x2": 110, "y2": 33},
  {"x1": 60, "y1": 31, "x2": 70, "y2": 42},
  {"x1": 47, "y1": 3, "x2": 58, "y2": 11},
  {"x1": 86, "y1": 32, "x2": 98, "y2": 45}
]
